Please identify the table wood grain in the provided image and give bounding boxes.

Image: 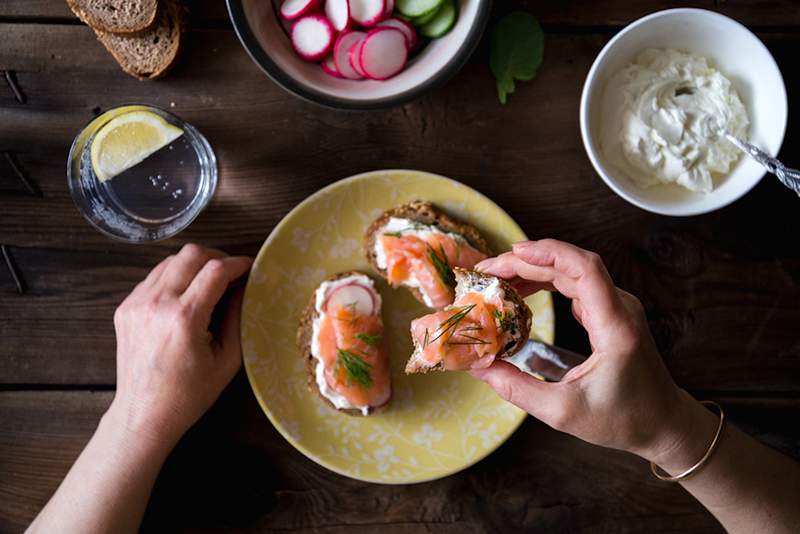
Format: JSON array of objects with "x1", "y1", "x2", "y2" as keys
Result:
[{"x1": 1, "y1": 1, "x2": 798, "y2": 532}]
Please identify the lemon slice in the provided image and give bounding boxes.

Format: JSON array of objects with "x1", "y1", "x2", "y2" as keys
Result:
[{"x1": 91, "y1": 110, "x2": 184, "y2": 183}]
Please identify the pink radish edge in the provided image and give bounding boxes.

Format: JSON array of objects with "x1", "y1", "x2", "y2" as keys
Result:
[
  {"x1": 291, "y1": 15, "x2": 335, "y2": 62},
  {"x1": 359, "y1": 27, "x2": 408, "y2": 80},
  {"x1": 349, "y1": 0, "x2": 386, "y2": 26},
  {"x1": 280, "y1": 0, "x2": 322, "y2": 21},
  {"x1": 324, "y1": 0, "x2": 351, "y2": 32},
  {"x1": 349, "y1": 39, "x2": 368, "y2": 77},
  {"x1": 377, "y1": 17, "x2": 417, "y2": 49},
  {"x1": 333, "y1": 30, "x2": 366, "y2": 79},
  {"x1": 383, "y1": 0, "x2": 395, "y2": 17},
  {"x1": 321, "y1": 55, "x2": 343, "y2": 78}
]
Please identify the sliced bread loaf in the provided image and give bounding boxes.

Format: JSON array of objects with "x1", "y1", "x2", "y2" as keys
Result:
[
  {"x1": 67, "y1": 0, "x2": 159, "y2": 34},
  {"x1": 95, "y1": 0, "x2": 183, "y2": 80}
]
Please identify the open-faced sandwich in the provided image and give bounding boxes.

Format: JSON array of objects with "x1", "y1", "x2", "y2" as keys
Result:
[
  {"x1": 297, "y1": 272, "x2": 391, "y2": 415},
  {"x1": 406, "y1": 268, "x2": 532, "y2": 373},
  {"x1": 366, "y1": 201, "x2": 492, "y2": 310}
]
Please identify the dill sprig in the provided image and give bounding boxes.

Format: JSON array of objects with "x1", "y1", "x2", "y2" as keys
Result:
[
  {"x1": 335, "y1": 349, "x2": 373, "y2": 389},
  {"x1": 427, "y1": 304, "x2": 476, "y2": 346},
  {"x1": 427, "y1": 244, "x2": 455, "y2": 290},
  {"x1": 493, "y1": 309, "x2": 512, "y2": 332},
  {"x1": 383, "y1": 231, "x2": 403, "y2": 238},
  {"x1": 356, "y1": 332, "x2": 380, "y2": 346}
]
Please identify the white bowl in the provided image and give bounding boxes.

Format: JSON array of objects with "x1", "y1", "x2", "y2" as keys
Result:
[
  {"x1": 227, "y1": 0, "x2": 491, "y2": 110},
  {"x1": 580, "y1": 8, "x2": 787, "y2": 216}
]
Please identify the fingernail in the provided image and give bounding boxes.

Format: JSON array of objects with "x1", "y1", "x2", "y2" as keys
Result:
[
  {"x1": 474, "y1": 258, "x2": 495, "y2": 272},
  {"x1": 512, "y1": 241, "x2": 536, "y2": 251}
]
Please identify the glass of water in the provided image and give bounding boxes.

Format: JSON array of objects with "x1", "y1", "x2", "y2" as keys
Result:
[{"x1": 67, "y1": 105, "x2": 217, "y2": 243}]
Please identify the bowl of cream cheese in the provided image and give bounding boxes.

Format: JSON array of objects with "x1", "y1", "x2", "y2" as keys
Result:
[{"x1": 580, "y1": 8, "x2": 787, "y2": 216}]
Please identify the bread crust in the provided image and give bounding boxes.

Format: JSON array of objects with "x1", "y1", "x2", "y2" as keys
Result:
[
  {"x1": 67, "y1": 0, "x2": 159, "y2": 34},
  {"x1": 405, "y1": 268, "x2": 533, "y2": 374},
  {"x1": 364, "y1": 201, "x2": 493, "y2": 307},
  {"x1": 94, "y1": 0, "x2": 184, "y2": 80},
  {"x1": 296, "y1": 271, "x2": 390, "y2": 416}
]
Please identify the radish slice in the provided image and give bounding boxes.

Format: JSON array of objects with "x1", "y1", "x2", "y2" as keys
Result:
[
  {"x1": 377, "y1": 17, "x2": 417, "y2": 49},
  {"x1": 325, "y1": 0, "x2": 351, "y2": 32},
  {"x1": 359, "y1": 27, "x2": 407, "y2": 80},
  {"x1": 349, "y1": 39, "x2": 368, "y2": 77},
  {"x1": 324, "y1": 284, "x2": 375, "y2": 316},
  {"x1": 333, "y1": 30, "x2": 366, "y2": 79},
  {"x1": 291, "y1": 15, "x2": 335, "y2": 62},
  {"x1": 280, "y1": 0, "x2": 322, "y2": 21},
  {"x1": 321, "y1": 55, "x2": 343, "y2": 78},
  {"x1": 349, "y1": 0, "x2": 386, "y2": 26},
  {"x1": 383, "y1": 0, "x2": 395, "y2": 17}
]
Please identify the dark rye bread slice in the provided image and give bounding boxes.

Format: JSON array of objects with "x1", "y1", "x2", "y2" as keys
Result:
[
  {"x1": 296, "y1": 271, "x2": 389, "y2": 416},
  {"x1": 67, "y1": 0, "x2": 158, "y2": 34},
  {"x1": 95, "y1": 0, "x2": 183, "y2": 80},
  {"x1": 405, "y1": 268, "x2": 532, "y2": 374},
  {"x1": 365, "y1": 201, "x2": 493, "y2": 307}
]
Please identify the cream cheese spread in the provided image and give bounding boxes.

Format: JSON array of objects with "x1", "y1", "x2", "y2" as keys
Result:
[
  {"x1": 311, "y1": 273, "x2": 377, "y2": 416},
  {"x1": 600, "y1": 48, "x2": 749, "y2": 193}
]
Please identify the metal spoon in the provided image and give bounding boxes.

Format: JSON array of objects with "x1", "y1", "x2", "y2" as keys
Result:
[
  {"x1": 506, "y1": 339, "x2": 588, "y2": 382},
  {"x1": 719, "y1": 130, "x2": 800, "y2": 195}
]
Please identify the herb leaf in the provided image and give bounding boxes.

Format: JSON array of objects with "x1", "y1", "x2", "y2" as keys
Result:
[
  {"x1": 429, "y1": 304, "x2": 476, "y2": 345},
  {"x1": 427, "y1": 244, "x2": 456, "y2": 290},
  {"x1": 335, "y1": 349, "x2": 373, "y2": 389},
  {"x1": 493, "y1": 309, "x2": 512, "y2": 332},
  {"x1": 490, "y1": 12, "x2": 544, "y2": 104},
  {"x1": 383, "y1": 231, "x2": 403, "y2": 238},
  {"x1": 356, "y1": 332, "x2": 380, "y2": 346}
]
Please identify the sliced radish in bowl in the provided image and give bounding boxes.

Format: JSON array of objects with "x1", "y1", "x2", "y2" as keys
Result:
[
  {"x1": 360, "y1": 27, "x2": 408, "y2": 80},
  {"x1": 321, "y1": 54, "x2": 343, "y2": 78},
  {"x1": 377, "y1": 17, "x2": 417, "y2": 49},
  {"x1": 291, "y1": 15, "x2": 335, "y2": 61},
  {"x1": 280, "y1": 0, "x2": 322, "y2": 21},
  {"x1": 324, "y1": 283, "x2": 376, "y2": 316},
  {"x1": 349, "y1": 39, "x2": 368, "y2": 77},
  {"x1": 324, "y1": 0, "x2": 351, "y2": 32},
  {"x1": 333, "y1": 30, "x2": 366, "y2": 79},
  {"x1": 349, "y1": 0, "x2": 386, "y2": 26},
  {"x1": 383, "y1": 0, "x2": 395, "y2": 17}
]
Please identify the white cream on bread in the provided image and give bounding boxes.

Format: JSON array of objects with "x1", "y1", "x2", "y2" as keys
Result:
[{"x1": 310, "y1": 274, "x2": 379, "y2": 416}]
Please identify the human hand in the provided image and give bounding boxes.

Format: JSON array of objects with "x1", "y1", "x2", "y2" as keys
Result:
[
  {"x1": 472, "y1": 239, "x2": 708, "y2": 466},
  {"x1": 106, "y1": 244, "x2": 253, "y2": 449}
]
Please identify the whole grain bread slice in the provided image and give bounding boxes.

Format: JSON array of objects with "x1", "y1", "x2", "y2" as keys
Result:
[
  {"x1": 95, "y1": 0, "x2": 183, "y2": 80},
  {"x1": 67, "y1": 0, "x2": 159, "y2": 34},
  {"x1": 405, "y1": 268, "x2": 532, "y2": 374},
  {"x1": 365, "y1": 201, "x2": 493, "y2": 307},
  {"x1": 297, "y1": 271, "x2": 390, "y2": 416}
]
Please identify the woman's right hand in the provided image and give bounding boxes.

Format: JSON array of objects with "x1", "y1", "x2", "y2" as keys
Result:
[{"x1": 472, "y1": 239, "x2": 716, "y2": 469}]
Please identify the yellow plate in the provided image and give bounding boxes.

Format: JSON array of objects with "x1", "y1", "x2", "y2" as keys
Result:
[{"x1": 241, "y1": 170, "x2": 554, "y2": 484}]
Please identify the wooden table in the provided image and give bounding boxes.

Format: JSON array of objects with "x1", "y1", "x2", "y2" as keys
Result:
[{"x1": 1, "y1": 1, "x2": 799, "y2": 532}]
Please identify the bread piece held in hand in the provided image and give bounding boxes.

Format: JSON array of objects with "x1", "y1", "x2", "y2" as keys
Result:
[
  {"x1": 406, "y1": 268, "x2": 532, "y2": 373},
  {"x1": 297, "y1": 272, "x2": 392, "y2": 416},
  {"x1": 95, "y1": 0, "x2": 183, "y2": 80},
  {"x1": 67, "y1": 0, "x2": 158, "y2": 33},
  {"x1": 366, "y1": 201, "x2": 491, "y2": 310}
]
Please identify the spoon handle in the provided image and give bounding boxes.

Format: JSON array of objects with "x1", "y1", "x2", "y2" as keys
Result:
[{"x1": 725, "y1": 133, "x2": 800, "y2": 196}]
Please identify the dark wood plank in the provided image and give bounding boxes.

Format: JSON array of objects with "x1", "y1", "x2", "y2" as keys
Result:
[
  {"x1": 2, "y1": 25, "x2": 799, "y2": 392},
  {"x1": 2, "y1": 382, "x2": 798, "y2": 532},
  {"x1": 4, "y1": 0, "x2": 800, "y2": 28}
]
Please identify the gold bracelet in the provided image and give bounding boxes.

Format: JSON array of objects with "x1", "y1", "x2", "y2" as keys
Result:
[{"x1": 650, "y1": 400, "x2": 725, "y2": 483}]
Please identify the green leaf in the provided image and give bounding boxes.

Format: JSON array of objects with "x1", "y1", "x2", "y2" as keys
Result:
[
  {"x1": 490, "y1": 12, "x2": 544, "y2": 105},
  {"x1": 356, "y1": 332, "x2": 381, "y2": 346},
  {"x1": 335, "y1": 349, "x2": 373, "y2": 389}
]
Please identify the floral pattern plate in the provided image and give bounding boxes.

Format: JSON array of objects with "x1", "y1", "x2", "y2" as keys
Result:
[{"x1": 241, "y1": 170, "x2": 554, "y2": 484}]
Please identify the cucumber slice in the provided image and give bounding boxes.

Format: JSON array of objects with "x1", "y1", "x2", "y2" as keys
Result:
[
  {"x1": 396, "y1": 0, "x2": 443, "y2": 18},
  {"x1": 419, "y1": 0, "x2": 457, "y2": 38},
  {"x1": 412, "y1": 5, "x2": 440, "y2": 26}
]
